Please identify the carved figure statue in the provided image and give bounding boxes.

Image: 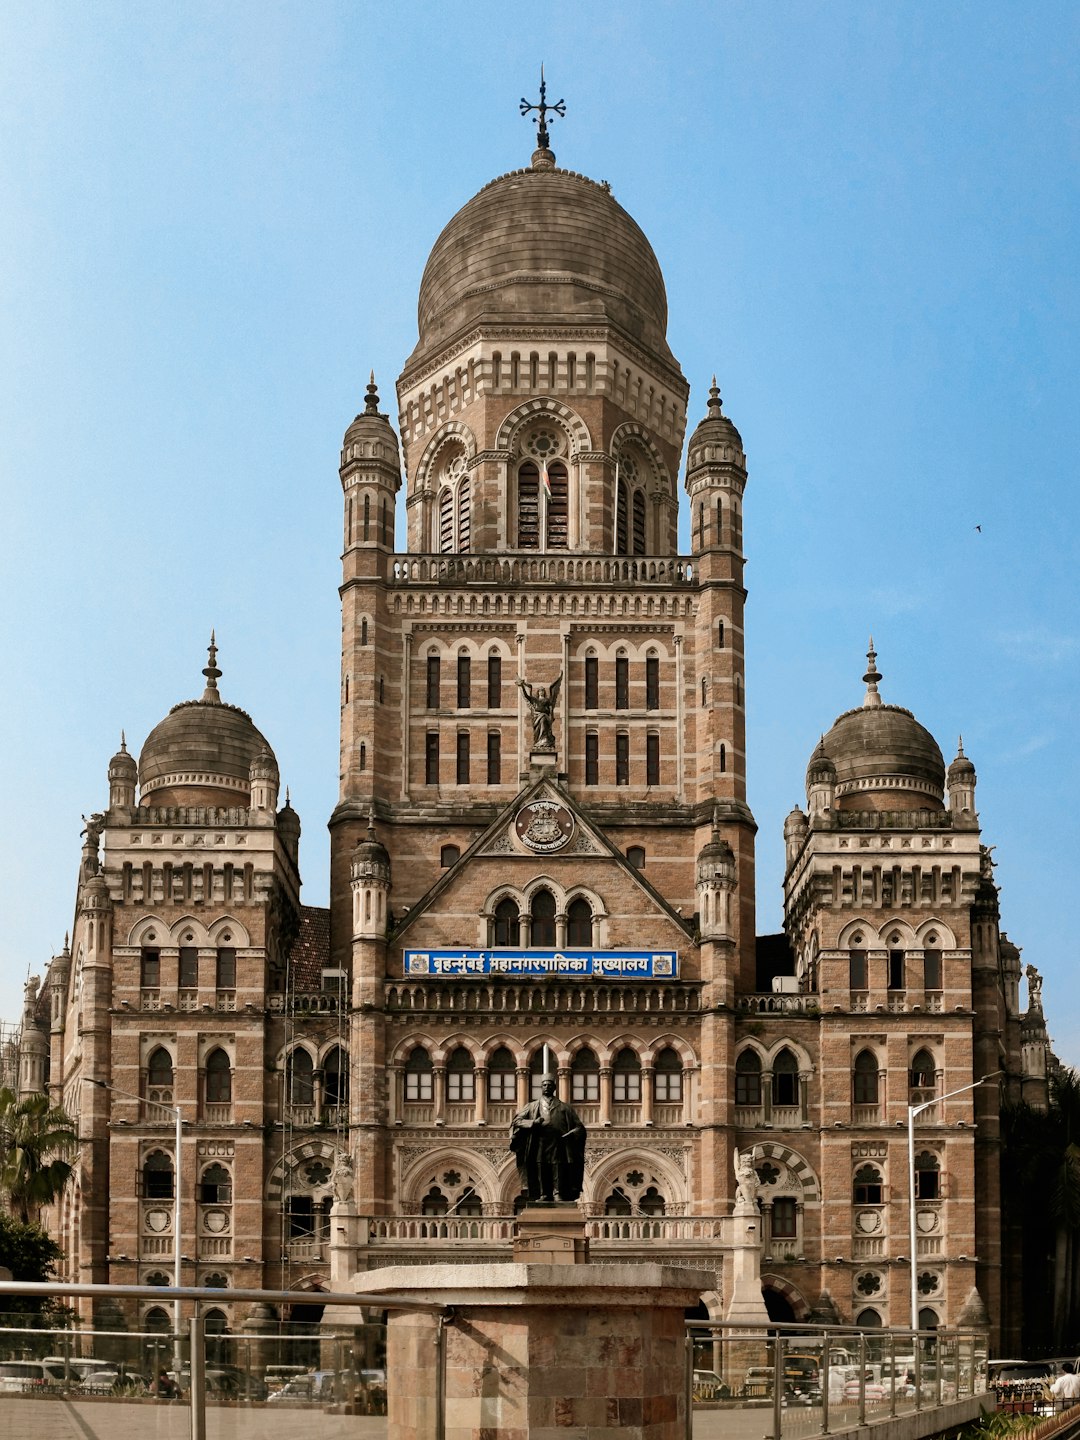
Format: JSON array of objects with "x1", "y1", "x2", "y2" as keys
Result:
[
  {"x1": 331, "y1": 1150, "x2": 355, "y2": 1203},
  {"x1": 79, "y1": 813, "x2": 105, "y2": 882},
  {"x1": 517, "y1": 672, "x2": 562, "y2": 750},
  {"x1": 734, "y1": 1146, "x2": 760, "y2": 1207},
  {"x1": 509, "y1": 1075, "x2": 586, "y2": 1202},
  {"x1": 1025, "y1": 964, "x2": 1044, "y2": 1010}
]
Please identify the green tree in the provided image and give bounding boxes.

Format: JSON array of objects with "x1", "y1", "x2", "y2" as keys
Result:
[
  {"x1": 0, "y1": 1209, "x2": 65, "y2": 1322},
  {"x1": 0, "y1": 1089, "x2": 78, "y2": 1225}
]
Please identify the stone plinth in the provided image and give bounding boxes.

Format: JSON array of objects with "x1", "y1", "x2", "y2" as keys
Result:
[
  {"x1": 511, "y1": 1204, "x2": 589, "y2": 1263},
  {"x1": 359, "y1": 1261, "x2": 712, "y2": 1439}
]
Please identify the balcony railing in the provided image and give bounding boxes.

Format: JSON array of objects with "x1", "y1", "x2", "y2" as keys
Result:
[
  {"x1": 386, "y1": 981, "x2": 700, "y2": 1016},
  {"x1": 388, "y1": 553, "x2": 697, "y2": 588},
  {"x1": 737, "y1": 993, "x2": 818, "y2": 1014}
]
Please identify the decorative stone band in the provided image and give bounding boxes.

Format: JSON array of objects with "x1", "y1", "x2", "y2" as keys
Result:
[
  {"x1": 834, "y1": 774, "x2": 944, "y2": 802},
  {"x1": 140, "y1": 771, "x2": 250, "y2": 798}
]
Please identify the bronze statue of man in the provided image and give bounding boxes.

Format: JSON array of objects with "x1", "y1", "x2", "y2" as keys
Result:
[{"x1": 509, "y1": 1075, "x2": 586, "y2": 1203}]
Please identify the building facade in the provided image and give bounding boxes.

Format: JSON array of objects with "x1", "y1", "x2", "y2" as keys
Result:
[{"x1": 23, "y1": 126, "x2": 1050, "y2": 1353}]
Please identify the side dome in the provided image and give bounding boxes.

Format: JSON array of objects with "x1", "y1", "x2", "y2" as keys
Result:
[
  {"x1": 810, "y1": 645, "x2": 945, "y2": 812},
  {"x1": 408, "y1": 158, "x2": 675, "y2": 371},
  {"x1": 138, "y1": 639, "x2": 276, "y2": 808}
]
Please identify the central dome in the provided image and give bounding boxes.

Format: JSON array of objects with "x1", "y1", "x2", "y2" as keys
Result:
[{"x1": 409, "y1": 162, "x2": 674, "y2": 369}]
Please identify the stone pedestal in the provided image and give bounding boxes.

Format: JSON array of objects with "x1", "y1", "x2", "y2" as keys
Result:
[
  {"x1": 329, "y1": 1197, "x2": 361, "y2": 1288},
  {"x1": 358, "y1": 1261, "x2": 712, "y2": 1439},
  {"x1": 511, "y1": 1204, "x2": 589, "y2": 1263},
  {"x1": 725, "y1": 1200, "x2": 769, "y2": 1323}
]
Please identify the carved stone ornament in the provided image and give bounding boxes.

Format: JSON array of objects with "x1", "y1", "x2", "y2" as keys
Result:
[{"x1": 515, "y1": 800, "x2": 575, "y2": 853}]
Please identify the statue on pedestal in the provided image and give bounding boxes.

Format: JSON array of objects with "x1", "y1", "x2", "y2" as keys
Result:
[
  {"x1": 510, "y1": 1075, "x2": 586, "y2": 1202},
  {"x1": 734, "y1": 1146, "x2": 760, "y2": 1209},
  {"x1": 517, "y1": 672, "x2": 562, "y2": 751}
]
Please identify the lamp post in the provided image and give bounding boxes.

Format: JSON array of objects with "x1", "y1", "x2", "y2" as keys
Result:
[
  {"x1": 907, "y1": 1070, "x2": 1001, "y2": 1332},
  {"x1": 87, "y1": 1078, "x2": 183, "y2": 1369}
]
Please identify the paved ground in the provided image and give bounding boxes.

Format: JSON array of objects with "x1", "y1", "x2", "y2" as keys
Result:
[{"x1": 0, "y1": 1397, "x2": 387, "y2": 1440}]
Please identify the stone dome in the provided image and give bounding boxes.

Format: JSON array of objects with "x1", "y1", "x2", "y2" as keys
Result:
[
  {"x1": 138, "y1": 640, "x2": 276, "y2": 808},
  {"x1": 408, "y1": 158, "x2": 674, "y2": 369},
  {"x1": 686, "y1": 380, "x2": 745, "y2": 470},
  {"x1": 810, "y1": 647, "x2": 945, "y2": 812}
]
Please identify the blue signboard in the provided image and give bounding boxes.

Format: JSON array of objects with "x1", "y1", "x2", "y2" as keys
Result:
[{"x1": 403, "y1": 949, "x2": 678, "y2": 979}]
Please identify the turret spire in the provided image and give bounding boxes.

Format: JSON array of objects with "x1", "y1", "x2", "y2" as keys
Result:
[
  {"x1": 707, "y1": 376, "x2": 723, "y2": 415},
  {"x1": 862, "y1": 637, "x2": 882, "y2": 709},
  {"x1": 364, "y1": 371, "x2": 380, "y2": 414},
  {"x1": 520, "y1": 64, "x2": 564, "y2": 167},
  {"x1": 201, "y1": 630, "x2": 222, "y2": 704}
]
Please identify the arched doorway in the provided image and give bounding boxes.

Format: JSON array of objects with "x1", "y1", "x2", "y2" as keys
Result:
[
  {"x1": 286, "y1": 1297, "x2": 326, "y2": 1370},
  {"x1": 763, "y1": 1288, "x2": 797, "y2": 1323}
]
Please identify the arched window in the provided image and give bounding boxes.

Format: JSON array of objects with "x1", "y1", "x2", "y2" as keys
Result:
[
  {"x1": 457, "y1": 1187, "x2": 483, "y2": 1216},
  {"x1": 632, "y1": 488, "x2": 646, "y2": 555},
  {"x1": 772, "y1": 1197, "x2": 797, "y2": 1238},
  {"x1": 324, "y1": 1046, "x2": 348, "y2": 1110},
  {"x1": 917, "y1": 1307, "x2": 940, "y2": 1332},
  {"x1": 639, "y1": 1186, "x2": 665, "y2": 1216},
  {"x1": 735, "y1": 1050, "x2": 762, "y2": 1106},
  {"x1": 438, "y1": 487, "x2": 453, "y2": 552},
  {"x1": 493, "y1": 898, "x2": 520, "y2": 946},
  {"x1": 856, "y1": 1308, "x2": 883, "y2": 1329},
  {"x1": 853, "y1": 1050, "x2": 879, "y2": 1106},
  {"x1": 604, "y1": 1187, "x2": 632, "y2": 1216},
  {"x1": 145, "y1": 1304, "x2": 171, "y2": 1332},
  {"x1": 145, "y1": 1271, "x2": 170, "y2": 1287},
  {"x1": 654, "y1": 1047, "x2": 683, "y2": 1102},
  {"x1": 457, "y1": 474, "x2": 471, "y2": 553},
  {"x1": 146, "y1": 1047, "x2": 174, "y2": 1093},
  {"x1": 772, "y1": 1048, "x2": 799, "y2": 1107},
  {"x1": 205, "y1": 1048, "x2": 231, "y2": 1104},
  {"x1": 853, "y1": 1164, "x2": 883, "y2": 1206},
  {"x1": 487, "y1": 1046, "x2": 516, "y2": 1103},
  {"x1": 530, "y1": 889, "x2": 556, "y2": 947},
  {"x1": 566, "y1": 897, "x2": 592, "y2": 947},
  {"x1": 203, "y1": 1272, "x2": 228, "y2": 1289},
  {"x1": 517, "y1": 462, "x2": 540, "y2": 548},
  {"x1": 142, "y1": 1150, "x2": 174, "y2": 1200},
  {"x1": 441, "y1": 844, "x2": 460, "y2": 868},
  {"x1": 404, "y1": 1047, "x2": 433, "y2": 1102},
  {"x1": 914, "y1": 1151, "x2": 941, "y2": 1200},
  {"x1": 571, "y1": 1048, "x2": 600, "y2": 1103},
  {"x1": 546, "y1": 461, "x2": 569, "y2": 548},
  {"x1": 613, "y1": 1048, "x2": 641, "y2": 1103},
  {"x1": 199, "y1": 1163, "x2": 231, "y2": 1204},
  {"x1": 447, "y1": 1047, "x2": 475, "y2": 1103},
  {"x1": 287, "y1": 1049, "x2": 314, "y2": 1106},
  {"x1": 909, "y1": 1049, "x2": 936, "y2": 1097},
  {"x1": 627, "y1": 845, "x2": 646, "y2": 869}
]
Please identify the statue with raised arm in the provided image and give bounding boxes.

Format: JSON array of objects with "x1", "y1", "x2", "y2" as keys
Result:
[{"x1": 517, "y1": 672, "x2": 562, "y2": 751}]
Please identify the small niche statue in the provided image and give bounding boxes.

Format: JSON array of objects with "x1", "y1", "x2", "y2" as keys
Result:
[
  {"x1": 517, "y1": 672, "x2": 562, "y2": 751},
  {"x1": 331, "y1": 1150, "x2": 355, "y2": 1204},
  {"x1": 734, "y1": 1146, "x2": 760, "y2": 1208}
]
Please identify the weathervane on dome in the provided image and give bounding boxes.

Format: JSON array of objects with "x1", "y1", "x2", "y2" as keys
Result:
[{"x1": 520, "y1": 64, "x2": 565, "y2": 158}]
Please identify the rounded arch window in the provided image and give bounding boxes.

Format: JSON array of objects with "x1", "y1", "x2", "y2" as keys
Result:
[
  {"x1": 441, "y1": 844, "x2": 460, "y2": 868},
  {"x1": 853, "y1": 1164, "x2": 883, "y2": 1206},
  {"x1": 324, "y1": 1045, "x2": 349, "y2": 1109},
  {"x1": 205, "y1": 1047, "x2": 232, "y2": 1104},
  {"x1": 493, "y1": 897, "x2": 520, "y2": 947},
  {"x1": 735, "y1": 1049, "x2": 762, "y2": 1107},
  {"x1": 771, "y1": 1047, "x2": 799, "y2": 1107},
  {"x1": 566, "y1": 897, "x2": 593, "y2": 947},
  {"x1": 286, "y1": 1048, "x2": 314, "y2": 1106},
  {"x1": 199, "y1": 1162, "x2": 231, "y2": 1204},
  {"x1": 447, "y1": 1046, "x2": 475, "y2": 1103},
  {"x1": 604, "y1": 1187, "x2": 632, "y2": 1216},
  {"x1": 203, "y1": 1272, "x2": 228, "y2": 1290},
  {"x1": 404, "y1": 1046, "x2": 433, "y2": 1102},
  {"x1": 654, "y1": 1046, "x2": 683, "y2": 1103},
  {"x1": 613, "y1": 1048, "x2": 642, "y2": 1103},
  {"x1": 570, "y1": 1047, "x2": 600, "y2": 1103},
  {"x1": 142, "y1": 1149, "x2": 174, "y2": 1201},
  {"x1": 147, "y1": 1047, "x2": 174, "y2": 1091},
  {"x1": 421, "y1": 1185, "x2": 449, "y2": 1216},
  {"x1": 909, "y1": 1049, "x2": 936, "y2": 1093},
  {"x1": 144, "y1": 1271, "x2": 170, "y2": 1287},
  {"x1": 853, "y1": 1049, "x2": 879, "y2": 1106},
  {"x1": 530, "y1": 889, "x2": 556, "y2": 947},
  {"x1": 918, "y1": 1307, "x2": 939, "y2": 1331},
  {"x1": 487, "y1": 1045, "x2": 516, "y2": 1103},
  {"x1": 627, "y1": 845, "x2": 646, "y2": 870}
]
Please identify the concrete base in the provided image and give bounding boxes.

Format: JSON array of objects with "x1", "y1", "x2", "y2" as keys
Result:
[
  {"x1": 511, "y1": 1204, "x2": 590, "y2": 1263},
  {"x1": 358, "y1": 1261, "x2": 713, "y2": 1439}
]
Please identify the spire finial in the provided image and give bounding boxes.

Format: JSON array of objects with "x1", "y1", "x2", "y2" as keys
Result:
[
  {"x1": 364, "y1": 371, "x2": 380, "y2": 413},
  {"x1": 957, "y1": 734, "x2": 966, "y2": 757},
  {"x1": 862, "y1": 636, "x2": 882, "y2": 708},
  {"x1": 202, "y1": 631, "x2": 222, "y2": 704},
  {"x1": 120, "y1": 730, "x2": 127, "y2": 752},
  {"x1": 520, "y1": 64, "x2": 565, "y2": 167},
  {"x1": 367, "y1": 807, "x2": 377, "y2": 839},
  {"x1": 707, "y1": 376, "x2": 723, "y2": 416}
]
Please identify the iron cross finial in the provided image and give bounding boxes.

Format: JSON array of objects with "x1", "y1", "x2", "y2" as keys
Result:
[{"x1": 520, "y1": 63, "x2": 565, "y2": 151}]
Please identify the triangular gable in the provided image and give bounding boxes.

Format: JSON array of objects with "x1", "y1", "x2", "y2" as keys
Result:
[{"x1": 392, "y1": 774, "x2": 694, "y2": 943}]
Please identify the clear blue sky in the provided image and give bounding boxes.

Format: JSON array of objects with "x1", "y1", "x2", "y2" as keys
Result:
[{"x1": 2, "y1": 3, "x2": 1078, "y2": 1056}]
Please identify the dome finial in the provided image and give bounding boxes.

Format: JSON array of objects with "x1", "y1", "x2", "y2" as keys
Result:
[
  {"x1": 707, "y1": 376, "x2": 723, "y2": 416},
  {"x1": 120, "y1": 730, "x2": 127, "y2": 752},
  {"x1": 863, "y1": 636, "x2": 882, "y2": 709},
  {"x1": 957, "y1": 734, "x2": 965, "y2": 757},
  {"x1": 202, "y1": 631, "x2": 223, "y2": 705},
  {"x1": 364, "y1": 371, "x2": 380, "y2": 413},
  {"x1": 520, "y1": 63, "x2": 564, "y2": 169}
]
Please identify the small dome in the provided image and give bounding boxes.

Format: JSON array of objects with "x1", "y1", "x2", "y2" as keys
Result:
[
  {"x1": 408, "y1": 161, "x2": 675, "y2": 371},
  {"x1": 249, "y1": 746, "x2": 279, "y2": 782},
  {"x1": 784, "y1": 806, "x2": 808, "y2": 837},
  {"x1": 352, "y1": 814, "x2": 390, "y2": 880},
  {"x1": 806, "y1": 740, "x2": 837, "y2": 787},
  {"x1": 343, "y1": 373, "x2": 401, "y2": 449},
  {"x1": 108, "y1": 735, "x2": 138, "y2": 781},
  {"x1": 686, "y1": 380, "x2": 745, "y2": 467},
  {"x1": 138, "y1": 639, "x2": 276, "y2": 808},
  {"x1": 809, "y1": 645, "x2": 945, "y2": 812},
  {"x1": 948, "y1": 739, "x2": 976, "y2": 781}
]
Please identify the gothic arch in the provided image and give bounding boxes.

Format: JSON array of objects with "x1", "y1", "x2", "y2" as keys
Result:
[
  {"x1": 389, "y1": 1035, "x2": 439, "y2": 1068},
  {"x1": 398, "y1": 1146, "x2": 504, "y2": 1209},
  {"x1": 837, "y1": 918, "x2": 877, "y2": 949},
  {"x1": 584, "y1": 1147, "x2": 689, "y2": 1212},
  {"x1": 429, "y1": 1035, "x2": 484, "y2": 1067},
  {"x1": 266, "y1": 1140, "x2": 344, "y2": 1204},
  {"x1": 916, "y1": 918, "x2": 957, "y2": 948},
  {"x1": 610, "y1": 421, "x2": 672, "y2": 493},
  {"x1": 207, "y1": 915, "x2": 250, "y2": 945},
  {"x1": 495, "y1": 398, "x2": 592, "y2": 455},
  {"x1": 170, "y1": 916, "x2": 210, "y2": 946},
  {"x1": 760, "y1": 1273, "x2": 811, "y2": 1320},
  {"x1": 414, "y1": 422, "x2": 478, "y2": 491},
  {"x1": 753, "y1": 1142, "x2": 820, "y2": 1201},
  {"x1": 126, "y1": 915, "x2": 169, "y2": 947},
  {"x1": 879, "y1": 919, "x2": 918, "y2": 947}
]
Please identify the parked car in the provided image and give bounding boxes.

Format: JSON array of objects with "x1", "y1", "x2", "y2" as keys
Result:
[
  {"x1": 267, "y1": 1370, "x2": 340, "y2": 1404},
  {"x1": 742, "y1": 1366, "x2": 773, "y2": 1397},
  {"x1": 692, "y1": 1369, "x2": 728, "y2": 1401},
  {"x1": 0, "y1": 1360, "x2": 63, "y2": 1394}
]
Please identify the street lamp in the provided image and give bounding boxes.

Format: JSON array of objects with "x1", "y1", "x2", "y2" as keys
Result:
[
  {"x1": 907, "y1": 1070, "x2": 1002, "y2": 1331},
  {"x1": 87, "y1": 1078, "x2": 183, "y2": 1369}
]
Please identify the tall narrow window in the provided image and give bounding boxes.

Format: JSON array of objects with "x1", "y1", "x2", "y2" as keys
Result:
[
  {"x1": 215, "y1": 948, "x2": 236, "y2": 990},
  {"x1": 719, "y1": 743, "x2": 726, "y2": 773},
  {"x1": 853, "y1": 1050, "x2": 879, "y2": 1106},
  {"x1": 179, "y1": 947, "x2": 198, "y2": 989},
  {"x1": 735, "y1": 1050, "x2": 762, "y2": 1106},
  {"x1": 486, "y1": 731, "x2": 501, "y2": 784},
  {"x1": 425, "y1": 731, "x2": 440, "y2": 785},
  {"x1": 361, "y1": 617, "x2": 368, "y2": 645},
  {"x1": 142, "y1": 1151, "x2": 174, "y2": 1200},
  {"x1": 404, "y1": 1047, "x2": 433, "y2": 1102},
  {"x1": 363, "y1": 494, "x2": 370, "y2": 539},
  {"x1": 205, "y1": 1049, "x2": 232, "y2": 1104},
  {"x1": 632, "y1": 488, "x2": 646, "y2": 554},
  {"x1": 888, "y1": 949, "x2": 905, "y2": 990},
  {"x1": 645, "y1": 655, "x2": 659, "y2": 710},
  {"x1": 566, "y1": 897, "x2": 592, "y2": 946},
  {"x1": 717, "y1": 620, "x2": 725, "y2": 648},
  {"x1": 487, "y1": 1046, "x2": 516, "y2": 1101},
  {"x1": 654, "y1": 1047, "x2": 683, "y2": 1101},
  {"x1": 324, "y1": 1046, "x2": 348, "y2": 1109},
  {"x1": 910, "y1": 1049, "x2": 936, "y2": 1097},
  {"x1": 546, "y1": 461, "x2": 569, "y2": 549},
  {"x1": 585, "y1": 731, "x2": 598, "y2": 786},
  {"x1": 584, "y1": 655, "x2": 598, "y2": 709},
  {"x1": 447, "y1": 1047, "x2": 475, "y2": 1102},
  {"x1": 287, "y1": 1049, "x2": 314, "y2": 1106},
  {"x1": 613, "y1": 1048, "x2": 642, "y2": 1102},
  {"x1": 615, "y1": 655, "x2": 629, "y2": 709},
  {"x1": 615, "y1": 731, "x2": 630, "y2": 786},
  {"x1": 147, "y1": 1047, "x2": 174, "y2": 1095},
  {"x1": 438, "y1": 488, "x2": 453, "y2": 552},
  {"x1": 571, "y1": 1048, "x2": 600, "y2": 1102},
  {"x1": 140, "y1": 948, "x2": 160, "y2": 989},
  {"x1": 493, "y1": 898, "x2": 519, "y2": 946},
  {"x1": 380, "y1": 499, "x2": 388, "y2": 546},
  {"x1": 849, "y1": 948, "x2": 868, "y2": 989},
  {"x1": 517, "y1": 463, "x2": 540, "y2": 548},
  {"x1": 457, "y1": 653, "x2": 471, "y2": 708},
  {"x1": 616, "y1": 481, "x2": 628, "y2": 554},
  {"x1": 530, "y1": 889, "x2": 557, "y2": 947},
  {"x1": 772, "y1": 1197, "x2": 797, "y2": 1238},
  {"x1": 923, "y1": 947, "x2": 942, "y2": 990},
  {"x1": 646, "y1": 732, "x2": 660, "y2": 786},
  {"x1": 715, "y1": 497, "x2": 724, "y2": 544},
  {"x1": 914, "y1": 1151, "x2": 941, "y2": 1200},
  {"x1": 487, "y1": 653, "x2": 502, "y2": 709},
  {"x1": 359, "y1": 742, "x2": 367, "y2": 770},
  {"x1": 426, "y1": 654, "x2": 441, "y2": 709},
  {"x1": 457, "y1": 475, "x2": 471, "y2": 553},
  {"x1": 456, "y1": 732, "x2": 470, "y2": 785},
  {"x1": 772, "y1": 1048, "x2": 799, "y2": 1107}
]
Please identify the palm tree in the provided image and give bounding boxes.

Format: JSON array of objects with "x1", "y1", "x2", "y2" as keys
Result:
[{"x1": 0, "y1": 1089, "x2": 78, "y2": 1225}]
